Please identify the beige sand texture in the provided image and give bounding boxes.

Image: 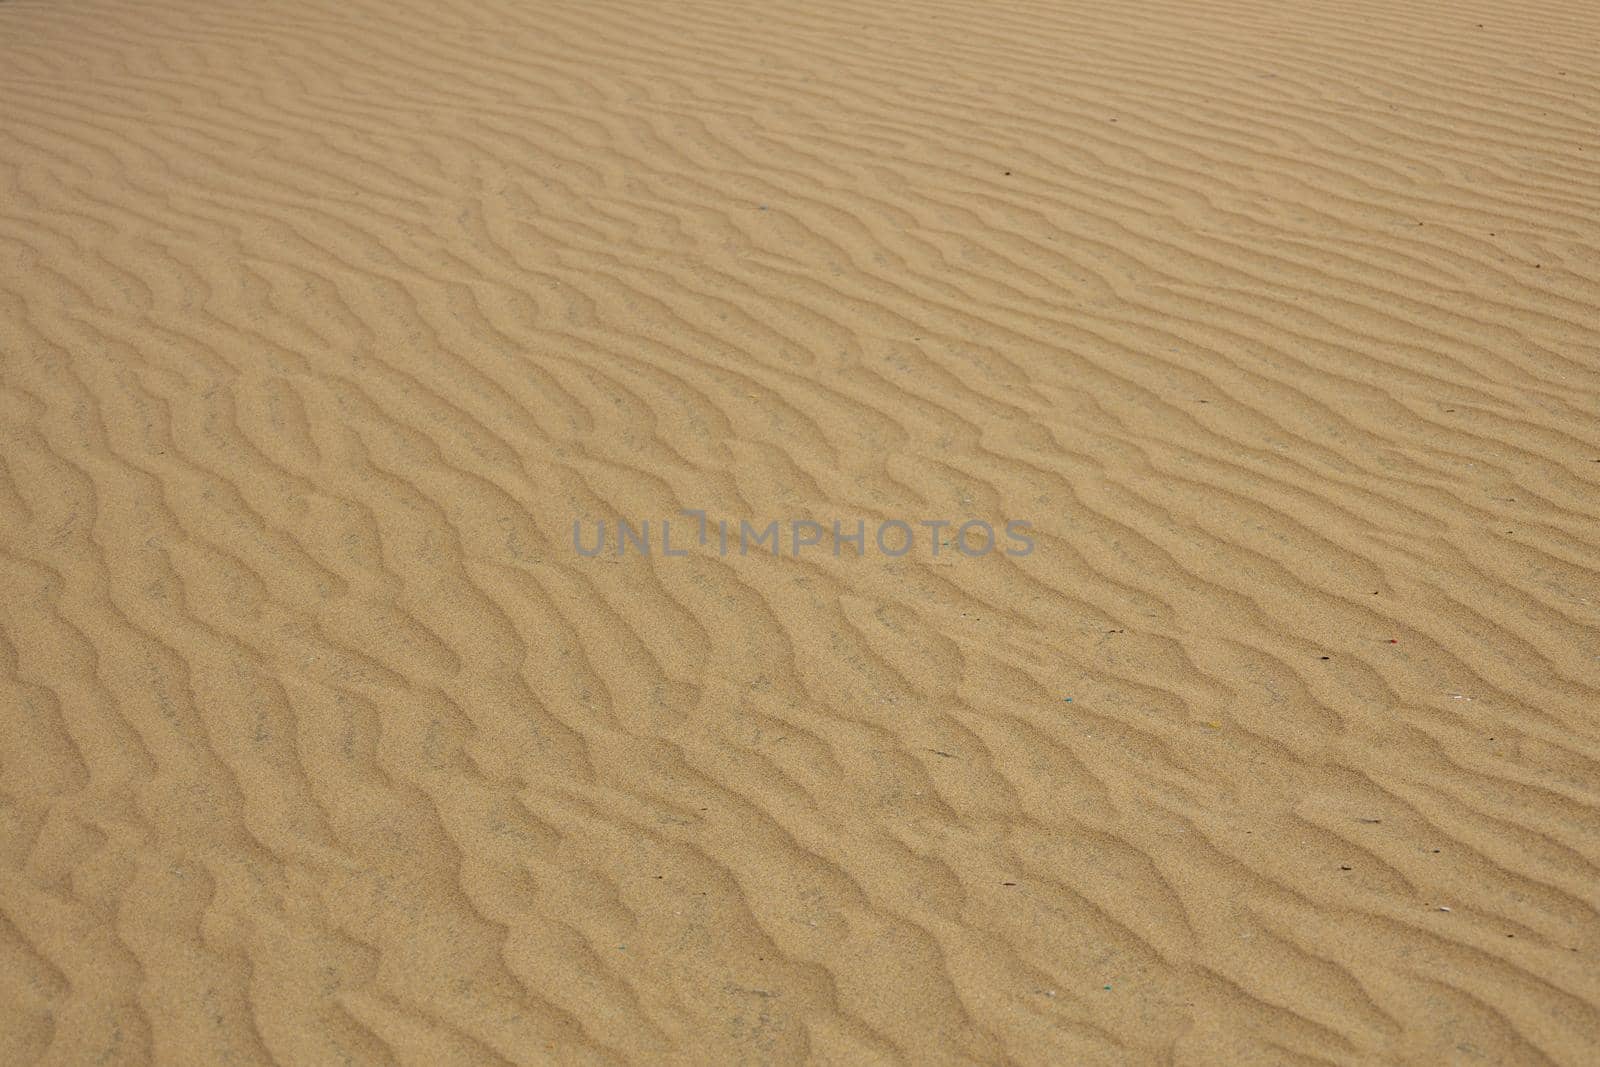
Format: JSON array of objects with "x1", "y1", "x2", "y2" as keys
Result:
[{"x1": 3, "y1": 0, "x2": 1600, "y2": 1062}]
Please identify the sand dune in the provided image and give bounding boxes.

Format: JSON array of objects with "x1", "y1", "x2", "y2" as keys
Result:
[{"x1": 3, "y1": 0, "x2": 1599, "y2": 1062}]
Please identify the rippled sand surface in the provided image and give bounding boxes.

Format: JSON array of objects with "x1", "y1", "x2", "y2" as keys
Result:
[{"x1": 4, "y1": 0, "x2": 1599, "y2": 1062}]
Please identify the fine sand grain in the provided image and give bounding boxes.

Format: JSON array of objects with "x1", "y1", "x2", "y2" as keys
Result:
[{"x1": 3, "y1": 0, "x2": 1599, "y2": 1063}]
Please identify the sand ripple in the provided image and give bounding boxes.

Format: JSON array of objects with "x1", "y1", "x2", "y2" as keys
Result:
[{"x1": 3, "y1": 0, "x2": 1599, "y2": 1062}]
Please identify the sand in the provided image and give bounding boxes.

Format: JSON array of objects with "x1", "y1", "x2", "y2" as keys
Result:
[{"x1": 2, "y1": 0, "x2": 1598, "y2": 1062}]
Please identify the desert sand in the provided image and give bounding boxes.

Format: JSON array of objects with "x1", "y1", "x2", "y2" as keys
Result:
[{"x1": 3, "y1": 0, "x2": 1599, "y2": 1062}]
